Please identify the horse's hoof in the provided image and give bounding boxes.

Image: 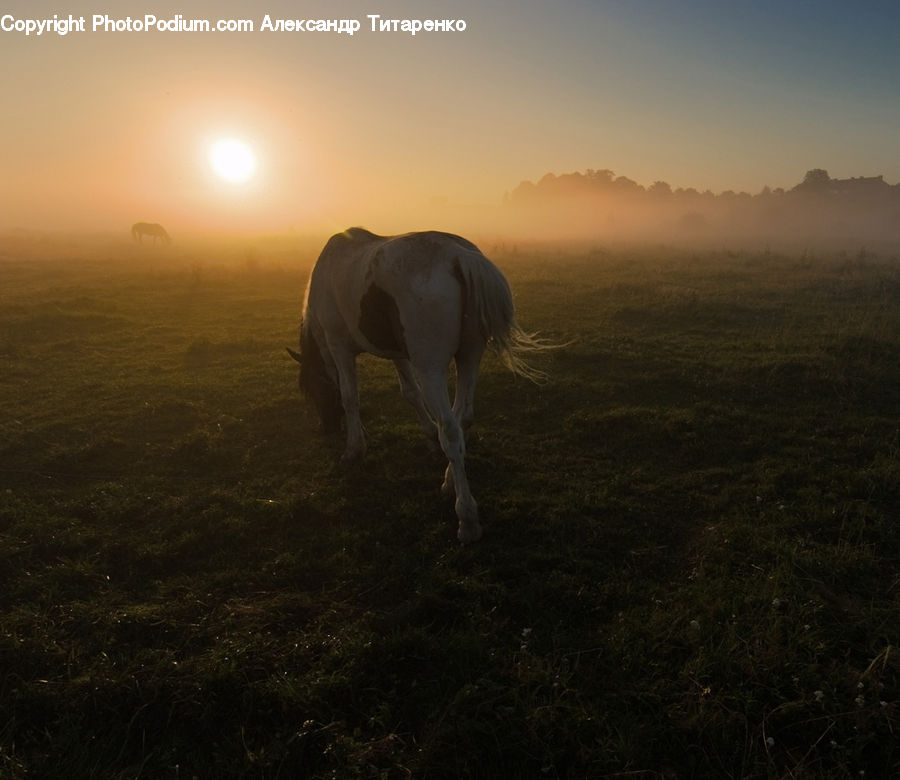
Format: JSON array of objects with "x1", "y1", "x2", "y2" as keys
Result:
[
  {"x1": 457, "y1": 522, "x2": 483, "y2": 544},
  {"x1": 339, "y1": 448, "x2": 365, "y2": 465}
]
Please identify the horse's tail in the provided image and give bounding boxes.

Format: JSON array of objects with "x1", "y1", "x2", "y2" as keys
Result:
[{"x1": 455, "y1": 250, "x2": 559, "y2": 383}]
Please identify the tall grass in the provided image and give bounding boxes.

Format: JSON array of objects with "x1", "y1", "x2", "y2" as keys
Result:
[{"x1": 1, "y1": 241, "x2": 897, "y2": 777}]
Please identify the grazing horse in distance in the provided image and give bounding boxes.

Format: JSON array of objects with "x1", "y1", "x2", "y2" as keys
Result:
[
  {"x1": 287, "y1": 227, "x2": 553, "y2": 543},
  {"x1": 131, "y1": 222, "x2": 171, "y2": 245}
]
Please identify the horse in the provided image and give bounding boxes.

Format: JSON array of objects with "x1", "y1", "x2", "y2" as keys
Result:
[
  {"x1": 287, "y1": 227, "x2": 553, "y2": 543},
  {"x1": 131, "y1": 222, "x2": 171, "y2": 245}
]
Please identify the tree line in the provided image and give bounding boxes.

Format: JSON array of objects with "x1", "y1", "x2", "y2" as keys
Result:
[{"x1": 502, "y1": 168, "x2": 900, "y2": 243}]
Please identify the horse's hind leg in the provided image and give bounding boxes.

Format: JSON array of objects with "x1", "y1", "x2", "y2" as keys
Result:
[
  {"x1": 452, "y1": 341, "x2": 484, "y2": 434},
  {"x1": 328, "y1": 343, "x2": 366, "y2": 462},
  {"x1": 394, "y1": 359, "x2": 438, "y2": 449},
  {"x1": 441, "y1": 342, "x2": 484, "y2": 495},
  {"x1": 418, "y1": 369, "x2": 482, "y2": 543}
]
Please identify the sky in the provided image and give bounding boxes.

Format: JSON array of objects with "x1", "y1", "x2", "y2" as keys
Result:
[{"x1": 2, "y1": 0, "x2": 899, "y2": 234}]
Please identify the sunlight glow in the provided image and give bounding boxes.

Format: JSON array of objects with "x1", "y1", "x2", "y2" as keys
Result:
[{"x1": 208, "y1": 138, "x2": 257, "y2": 183}]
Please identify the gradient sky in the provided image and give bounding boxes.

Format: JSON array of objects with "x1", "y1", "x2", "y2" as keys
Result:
[{"x1": 2, "y1": 0, "x2": 899, "y2": 233}]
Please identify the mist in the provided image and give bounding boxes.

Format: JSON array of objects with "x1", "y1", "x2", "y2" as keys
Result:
[
  {"x1": 484, "y1": 168, "x2": 900, "y2": 251},
  {"x1": 259, "y1": 165, "x2": 900, "y2": 252},
  {"x1": 5, "y1": 166, "x2": 900, "y2": 256}
]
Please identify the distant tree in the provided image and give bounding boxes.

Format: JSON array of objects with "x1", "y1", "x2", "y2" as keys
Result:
[
  {"x1": 649, "y1": 181, "x2": 672, "y2": 197},
  {"x1": 586, "y1": 169, "x2": 615, "y2": 186},
  {"x1": 538, "y1": 173, "x2": 558, "y2": 188},
  {"x1": 797, "y1": 168, "x2": 831, "y2": 190},
  {"x1": 613, "y1": 176, "x2": 643, "y2": 193},
  {"x1": 558, "y1": 171, "x2": 587, "y2": 190}
]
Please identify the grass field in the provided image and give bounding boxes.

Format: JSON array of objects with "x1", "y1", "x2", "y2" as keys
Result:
[{"x1": 1, "y1": 237, "x2": 898, "y2": 778}]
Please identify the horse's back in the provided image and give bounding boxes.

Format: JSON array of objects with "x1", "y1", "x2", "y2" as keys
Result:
[
  {"x1": 308, "y1": 229, "x2": 481, "y2": 361},
  {"x1": 132, "y1": 221, "x2": 166, "y2": 233},
  {"x1": 313, "y1": 229, "x2": 475, "y2": 294}
]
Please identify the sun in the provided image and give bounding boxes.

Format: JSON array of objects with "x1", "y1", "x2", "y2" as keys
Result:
[{"x1": 208, "y1": 138, "x2": 257, "y2": 183}]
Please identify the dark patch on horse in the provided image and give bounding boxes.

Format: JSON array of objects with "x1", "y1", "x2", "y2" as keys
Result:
[
  {"x1": 298, "y1": 320, "x2": 343, "y2": 433},
  {"x1": 359, "y1": 284, "x2": 407, "y2": 355}
]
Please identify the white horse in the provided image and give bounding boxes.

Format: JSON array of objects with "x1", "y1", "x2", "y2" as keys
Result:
[
  {"x1": 287, "y1": 228, "x2": 552, "y2": 543},
  {"x1": 131, "y1": 222, "x2": 171, "y2": 245}
]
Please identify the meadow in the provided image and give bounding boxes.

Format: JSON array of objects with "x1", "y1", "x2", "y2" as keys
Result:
[{"x1": 0, "y1": 236, "x2": 897, "y2": 778}]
